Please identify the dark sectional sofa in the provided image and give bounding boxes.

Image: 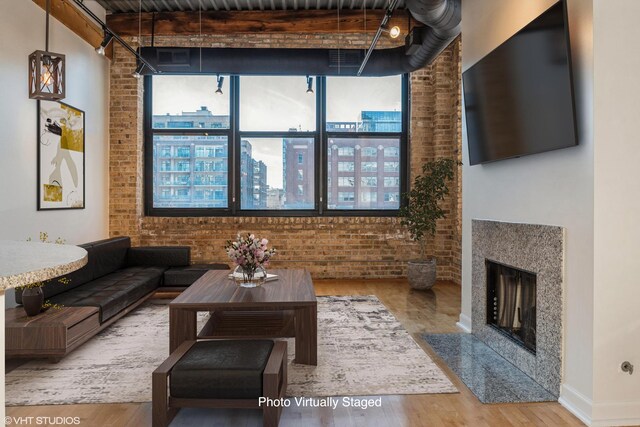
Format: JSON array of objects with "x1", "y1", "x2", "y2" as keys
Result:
[{"x1": 16, "y1": 236, "x2": 227, "y2": 323}]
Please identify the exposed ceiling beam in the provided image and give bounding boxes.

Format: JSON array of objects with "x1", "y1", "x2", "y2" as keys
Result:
[
  {"x1": 106, "y1": 9, "x2": 409, "y2": 36},
  {"x1": 32, "y1": 0, "x2": 113, "y2": 59}
]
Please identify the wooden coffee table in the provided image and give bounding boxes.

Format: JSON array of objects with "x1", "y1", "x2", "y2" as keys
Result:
[{"x1": 169, "y1": 269, "x2": 317, "y2": 365}]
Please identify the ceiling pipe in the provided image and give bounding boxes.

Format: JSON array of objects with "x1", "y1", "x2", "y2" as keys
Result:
[
  {"x1": 404, "y1": 0, "x2": 461, "y2": 69},
  {"x1": 138, "y1": 0, "x2": 460, "y2": 76}
]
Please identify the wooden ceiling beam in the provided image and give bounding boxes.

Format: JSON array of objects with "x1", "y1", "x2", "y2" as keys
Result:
[
  {"x1": 32, "y1": 0, "x2": 113, "y2": 59},
  {"x1": 106, "y1": 9, "x2": 410, "y2": 36}
]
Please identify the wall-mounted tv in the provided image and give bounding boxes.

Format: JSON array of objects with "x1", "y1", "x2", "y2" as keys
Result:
[{"x1": 463, "y1": 2, "x2": 577, "y2": 166}]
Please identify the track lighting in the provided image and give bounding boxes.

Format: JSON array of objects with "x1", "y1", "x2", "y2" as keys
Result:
[
  {"x1": 71, "y1": 0, "x2": 158, "y2": 75},
  {"x1": 382, "y1": 25, "x2": 401, "y2": 39},
  {"x1": 95, "y1": 31, "x2": 114, "y2": 56},
  {"x1": 306, "y1": 76, "x2": 314, "y2": 94},
  {"x1": 132, "y1": 62, "x2": 145, "y2": 79},
  {"x1": 215, "y1": 75, "x2": 224, "y2": 95}
]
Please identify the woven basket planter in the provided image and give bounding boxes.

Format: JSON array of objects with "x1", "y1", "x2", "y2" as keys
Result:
[{"x1": 407, "y1": 258, "x2": 437, "y2": 290}]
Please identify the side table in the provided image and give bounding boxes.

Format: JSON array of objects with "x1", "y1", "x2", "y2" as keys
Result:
[{"x1": 5, "y1": 306, "x2": 99, "y2": 362}]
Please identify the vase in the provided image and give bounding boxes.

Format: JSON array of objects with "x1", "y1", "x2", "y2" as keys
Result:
[
  {"x1": 232, "y1": 265, "x2": 267, "y2": 288},
  {"x1": 22, "y1": 287, "x2": 44, "y2": 316}
]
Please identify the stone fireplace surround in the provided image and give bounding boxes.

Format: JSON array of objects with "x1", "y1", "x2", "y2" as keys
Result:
[{"x1": 472, "y1": 220, "x2": 564, "y2": 397}]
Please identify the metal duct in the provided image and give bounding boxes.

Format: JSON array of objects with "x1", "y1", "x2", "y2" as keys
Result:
[
  {"x1": 139, "y1": 0, "x2": 460, "y2": 76},
  {"x1": 404, "y1": 0, "x2": 461, "y2": 69}
]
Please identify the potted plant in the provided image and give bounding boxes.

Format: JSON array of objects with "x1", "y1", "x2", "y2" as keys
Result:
[
  {"x1": 399, "y1": 158, "x2": 456, "y2": 290},
  {"x1": 16, "y1": 278, "x2": 68, "y2": 316},
  {"x1": 17, "y1": 232, "x2": 69, "y2": 316},
  {"x1": 17, "y1": 282, "x2": 46, "y2": 317}
]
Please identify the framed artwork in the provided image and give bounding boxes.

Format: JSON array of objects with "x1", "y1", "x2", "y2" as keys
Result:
[{"x1": 37, "y1": 100, "x2": 85, "y2": 210}]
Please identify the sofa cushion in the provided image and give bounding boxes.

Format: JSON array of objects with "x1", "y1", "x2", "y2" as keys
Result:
[
  {"x1": 126, "y1": 246, "x2": 191, "y2": 268},
  {"x1": 170, "y1": 340, "x2": 274, "y2": 399},
  {"x1": 49, "y1": 266, "x2": 164, "y2": 322},
  {"x1": 163, "y1": 263, "x2": 230, "y2": 287},
  {"x1": 17, "y1": 237, "x2": 132, "y2": 305},
  {"x1": 90, "y1": 237, "x2": 131, "y2": 280}
]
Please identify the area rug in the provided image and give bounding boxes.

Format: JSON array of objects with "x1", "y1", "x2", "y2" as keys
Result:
[
  {"x1": 6, "y1": 296, "x2": 457, "y2": 406},
  {"x1": 423, "y1": 333, "x2": 555, "y2": 403}
]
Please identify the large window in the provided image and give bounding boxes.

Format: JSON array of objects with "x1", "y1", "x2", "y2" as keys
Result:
[{"x1": 145, "y1": 74, "x2": 407, "y2": 216}]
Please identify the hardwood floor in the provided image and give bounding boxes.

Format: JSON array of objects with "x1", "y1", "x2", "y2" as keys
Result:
[{"x1": 6, "y1": 279, "x2": 584, "y2": 426}]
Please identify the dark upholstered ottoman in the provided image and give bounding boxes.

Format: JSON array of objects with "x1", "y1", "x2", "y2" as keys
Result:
[
  {"x1": 153, "y1": 340, "x2": 287, "y2": 427},
  {"x1": 171, "y1": 340, "x2": 273, "y2": 399},
  {"x1": 162, "y1": 263, "x2": 230, "y2": 288}
]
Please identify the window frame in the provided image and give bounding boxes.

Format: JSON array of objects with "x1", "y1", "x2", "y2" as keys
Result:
[{"x1": 144, "y1": 74, "x2": 409, "y2": 217}]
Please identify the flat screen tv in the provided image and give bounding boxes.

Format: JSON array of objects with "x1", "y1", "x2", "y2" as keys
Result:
[{"x1": 463, "y1": 2, "x2": 577, "y2": 165}]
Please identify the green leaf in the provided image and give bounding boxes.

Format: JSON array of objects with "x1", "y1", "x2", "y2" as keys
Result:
[{"x1": 398, "y1": 158, "x2": 458, "y2": 249}]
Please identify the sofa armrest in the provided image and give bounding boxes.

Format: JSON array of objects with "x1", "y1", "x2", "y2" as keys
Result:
[{"x1": 126, "y1": 246, "x2": 190, "y2": 267}]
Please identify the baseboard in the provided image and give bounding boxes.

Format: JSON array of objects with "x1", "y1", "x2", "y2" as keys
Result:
[
  {"x1": 456, "y1": 313, "x2": 472, "y2": 333},
  {"x1": 591, "y1": 400, "x2": 640, "y2": 426},
  {"x1": 559, "y1": 384, "x2": 592, "y2": 425},
  {"x1": 560, "y1": 384, "x2": 640, "y2": 426}
]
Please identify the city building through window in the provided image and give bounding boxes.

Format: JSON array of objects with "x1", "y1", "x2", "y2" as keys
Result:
[{"x1": 145, "y1": 74, "x2": 407, "y2": 215}]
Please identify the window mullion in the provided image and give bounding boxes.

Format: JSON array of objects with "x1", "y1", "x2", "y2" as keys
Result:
[
  {"x1": 318, "y1": 76, "x2": 325, "y2": 216},
  {"x1": 231, "y1": 76, "x2": 240, "y2": 215}
]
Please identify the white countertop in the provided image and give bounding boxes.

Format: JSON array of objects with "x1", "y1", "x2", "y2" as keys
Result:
[{"x1": 0, "y1": 240, "x2": 88, "y2": 290}]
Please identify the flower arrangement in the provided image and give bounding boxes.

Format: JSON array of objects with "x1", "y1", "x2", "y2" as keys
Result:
[{"x1": 225, "y1": 233, "x2": 276, "y2": 283}]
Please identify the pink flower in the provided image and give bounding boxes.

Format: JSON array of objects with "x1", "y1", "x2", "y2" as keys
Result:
[{"x1": 225, "y1": 233, "x2": 276, "y2": 268}]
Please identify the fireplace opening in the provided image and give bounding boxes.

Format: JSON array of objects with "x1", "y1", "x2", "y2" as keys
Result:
[{"x1": 486, "y1": 260, "x2": 537, "y2": 353}]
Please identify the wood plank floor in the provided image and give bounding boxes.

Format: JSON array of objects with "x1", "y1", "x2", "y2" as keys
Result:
[{"x1": 6, "y1": 279, "x2": 584, "y2": 426}]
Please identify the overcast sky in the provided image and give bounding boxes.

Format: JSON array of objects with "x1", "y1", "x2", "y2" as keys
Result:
[{"x1": 152, "y1": 75, "x2": 401, "y2": 189}]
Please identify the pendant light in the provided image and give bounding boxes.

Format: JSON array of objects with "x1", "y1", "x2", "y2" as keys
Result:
[{"x1": 29, "y1": 0, "x2": 65, "y2": 100}]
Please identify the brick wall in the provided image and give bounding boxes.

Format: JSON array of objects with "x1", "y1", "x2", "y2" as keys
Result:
[{"x1": 109, "y1": 33, "x2": 461, "y2": 281}]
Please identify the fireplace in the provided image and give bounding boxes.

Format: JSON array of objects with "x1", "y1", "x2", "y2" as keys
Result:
[
  {"x1": 472, "y1": 220, "x2": 563, "y2": 396},
  {"x1": 486, "y1": 260, "x2": 537, "y2": 353}
]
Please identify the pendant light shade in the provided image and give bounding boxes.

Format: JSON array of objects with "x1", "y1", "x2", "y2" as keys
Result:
[
  {"x1": 29, "y1": 0, "x2": 65, "y2": 100},
  {"x1": 29, "y1": 50, "x2": 65, "y2": 100}
]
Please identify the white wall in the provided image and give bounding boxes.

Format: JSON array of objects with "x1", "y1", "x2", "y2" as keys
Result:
[
  {"x1": 592, "y1": 0, "x2": 640, "y2": 424},
  {"x1": 0, "y1": 0, "x2": 109, "y2": 419},
  {"x1": 461, "y1": 0, "x2": 596, "y2": 422},
  {"x1": 0, "y1": 0, "x2": 109, "y2": 245}
]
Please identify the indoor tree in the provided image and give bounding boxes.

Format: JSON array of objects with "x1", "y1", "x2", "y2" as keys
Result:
[{"x1": 399, "y1": 158, "x2": 457, "y2": 290}]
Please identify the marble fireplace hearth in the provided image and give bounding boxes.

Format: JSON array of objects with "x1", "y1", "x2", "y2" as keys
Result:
[{"x1": 472, "y1": 219, "x2": 564, "y2": 397}]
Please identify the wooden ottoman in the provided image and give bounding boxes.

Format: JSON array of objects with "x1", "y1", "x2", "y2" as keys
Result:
[{"x1": 152, "y1": 339, "x2": 287, "y2": 427}]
